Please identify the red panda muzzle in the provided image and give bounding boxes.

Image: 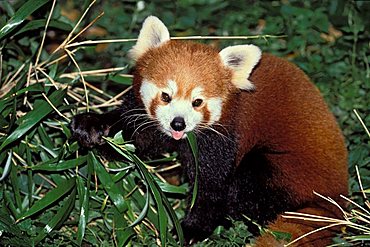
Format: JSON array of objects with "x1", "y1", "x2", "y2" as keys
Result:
[
  {"x1": 170, "y1": 116, "x2": 186, "y2": 131},
  {"x1": 170, "y1": 116, "x2": 186, "y2": 140}
]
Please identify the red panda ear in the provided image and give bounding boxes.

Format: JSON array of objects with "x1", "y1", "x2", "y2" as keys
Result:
[
  {"x1": 219, "y1": 45, "x2": 261, "y2": 90},
  {"x1": 129, "y1": 16, "x2": 170, "y2": 61}
]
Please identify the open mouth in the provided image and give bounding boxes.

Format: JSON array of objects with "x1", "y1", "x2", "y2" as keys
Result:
[{"x1": 170, "y1": 130, "x2": 185, "y2": 140}]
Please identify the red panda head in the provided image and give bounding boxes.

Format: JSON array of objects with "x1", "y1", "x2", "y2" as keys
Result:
[{"x1": 129, "y1": 16, "x2": 261, "y2": 140}]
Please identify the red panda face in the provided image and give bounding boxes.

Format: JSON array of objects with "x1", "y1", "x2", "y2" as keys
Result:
[
  {"x1": 136, "y1": 42, "x2": 231, "y2": 140},
  {"x1": 129, "y1": 16, "x2": 261, "y2": 140},
  {"x1": 140, "y1": 77, "x2": 223, "y2": 140}
]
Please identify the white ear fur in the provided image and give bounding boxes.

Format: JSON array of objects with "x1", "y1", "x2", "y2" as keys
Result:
[
  {"x1": 219, "y1": 45, "x2": 261, "y2": 90},
  {"x1": 129, "y1": 16, "x2": 170, "y2": 61}
]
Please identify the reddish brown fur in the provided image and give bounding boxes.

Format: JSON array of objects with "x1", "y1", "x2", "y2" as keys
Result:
[
  {"x1": 227, "y1": 54, "x2": 348, "y2": 203},
  {"x1": 133, "y1": 41, "x2": 348, "y2": 246},
  {"x1": 134, "y1": 41, "x2": 232, "y2": 100},
  {"x1": 149, "y1": 96, "x2": 160, "y2": 116},
  {"x1": 201, "y1": 106, "x2": 211, "y2": 123},
  {"x1": 225, "y1": 54, "x2": 348, "y2": 246}
]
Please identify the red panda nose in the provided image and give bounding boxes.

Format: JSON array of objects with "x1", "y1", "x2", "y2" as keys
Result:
[{"x1": 170, "y1": 117, "x2": 186, "y2": 131}]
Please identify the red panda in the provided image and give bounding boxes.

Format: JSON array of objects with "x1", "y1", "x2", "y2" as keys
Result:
[{"x1": 71, "y1": 16, "x2": 348, "y2": 246}]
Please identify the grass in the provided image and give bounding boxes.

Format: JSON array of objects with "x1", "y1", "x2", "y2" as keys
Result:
[{"x1": 0, "y1": 0, "x2": 369, "y2": 246}]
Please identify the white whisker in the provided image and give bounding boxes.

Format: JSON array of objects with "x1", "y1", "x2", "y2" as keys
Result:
[
  {"x1": 124, "y1": 113, "x2": 149, "y2": 126},
  {"x1": 109, "y1": 108, "x2": 146, "y2": 129},
  {"x1": 131, "y1": 119, "x2": 159, "y2": 138},
  {"x1": 196, "y1": 122, "x2": 234, "y2": 144}
]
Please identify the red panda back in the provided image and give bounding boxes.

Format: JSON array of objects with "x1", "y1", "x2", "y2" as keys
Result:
[{"x1": 229, "y1": 53, "x2": 348, "y2": 203}]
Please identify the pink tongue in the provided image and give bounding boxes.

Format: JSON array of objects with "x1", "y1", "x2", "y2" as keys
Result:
[{"x1": 171, "y1": 131, "x2": 184, "y2": 140}]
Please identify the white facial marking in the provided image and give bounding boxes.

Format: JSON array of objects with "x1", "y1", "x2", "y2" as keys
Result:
[
  {"x1": 191, "y1": 86, "x2": 203, "y2": 99},
  {"x1": 139, "y1": 80, "x2": 160, "y2": 114},
  {"x1": 166, "y1": 80, "x2": 178, "y2": 96},
  {"x1": 207, "y1": 97, "x2": 223, "y2": 124}
]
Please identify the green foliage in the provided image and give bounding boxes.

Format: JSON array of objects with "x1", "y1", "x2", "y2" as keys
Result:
[
  {"x1": 0, "y1": 0, "x2": 369, "y2": 246},
  {"x1": 186, "y1": 131, "x2": 199, "y2": 209},
  {"x1": 194, "y1": 220, "x2": 253, "y2": 247},
  {"x1": 0, "y1": 0, "x2": 50, "y2": 40},
  {"x1": 0, "y1": 1, "x2": 187, "y2": 244}
]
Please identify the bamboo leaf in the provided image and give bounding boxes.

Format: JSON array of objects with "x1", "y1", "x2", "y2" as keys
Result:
[
  {"x1": 4, "y1": 190, "x2": 18, "y2": 218},
  {"x1": 131, "y1": 154, "x2": 168, "y2": 246},
  {"x1": 17, "y1": 178, "x2": 76, "y2": 221},
  {"x1": 1, "y1": 1, "x2": 15, "y2": 16},
  {"x1": 13, "y1": 82, "x2": 44, "y2": 97},
  {"x1": 0, "y1": 0, "x2": 51, "y2": 41},
  {"x1": 129, "y1": 185, "x2": 150, "y2": 227},
  {"x1": 106, "y1": 138, "x2": 168, "y2": 239},
  {"x1": 112, "y1": 207, "x2": 135, "y2": 247},
  {"x1": 270, "y1": 230, "x2": 292, "y2": 242},
  {"x1": 0, "y1": 208, "x2": 32, "y2": 244},
  {"x1": 126, "y1": 176, "x2": 160, "y2": 228},
  {"x1": 34, "y1": 188, "x2": 77, "y2": 244},
  {"x1": 187, "y1": 131, "x2": 199, "y2": 209},
  {"x1": 37, "y1": 124, "x2": 54, "y2": 150},
  {"x1": 0, "y1": 150, "x2": 12, "y2": 182},
  {"x1": 14, "y1": 19, "x2": 72, "y2": 36},
  {"x1": 112, "y1": 168, "x2": 133, "y2": 183},
  {"x1": 347, "y1": 235, "x2": 370, "y2": 240},
  {"x1": 9, "y1": 162, "x2": 22, "y2": 211},
  {"x1": 59, "y1": 121, "x2": 72, "y2": 139},
  {"x1": 155, "y1": 177, "x2": 187, "y2": 195},
  {"x1": 89, "y1": 152, "x2": 128, "y2": 213},
  {"x1": 28, "y1": 155, "x2": 87, "y2": 171},
  {"x1": 26, "y1": 148, "x2": 33, "y2": 207},
  {"x1": 0, "y1": 89, "x2": 66, "y2": 152},
  {"x1": 161, "y1": 189, "x2": 184, "y2": 246},
  {"x1": 76, "y1": 176, "x2": 89, "y2": 245},
  {"x1": 109, "y1": 74, "x2": 133, "y2": 85},
  {"x1": 106, "y1": 139, "x2": 184, "y2": 246},
  {"x1": 0, "y1": 98, "x2": 13, "y2": 117},
  {"x1": 145, "y1": 153, "x2": 178, "y2": 164},
  {"x1": 76, "y1": 156, "x2": 93, "y2": 244}
]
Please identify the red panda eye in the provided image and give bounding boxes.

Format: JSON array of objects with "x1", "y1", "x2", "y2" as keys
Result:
[
  {"x1": 161, "y1": 92, "x2": 171, "y2": 103},
  {"x1": 192, "y1": 99, "x2": 203, "y2": 107}
]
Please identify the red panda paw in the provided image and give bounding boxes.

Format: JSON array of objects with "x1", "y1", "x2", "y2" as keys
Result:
[
  {"x1": 70, "y1": 113, "x2": 110, "y2": 148},
  {"x1": 180, "y1": 217, "x2": 215, "y2": 245}
]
